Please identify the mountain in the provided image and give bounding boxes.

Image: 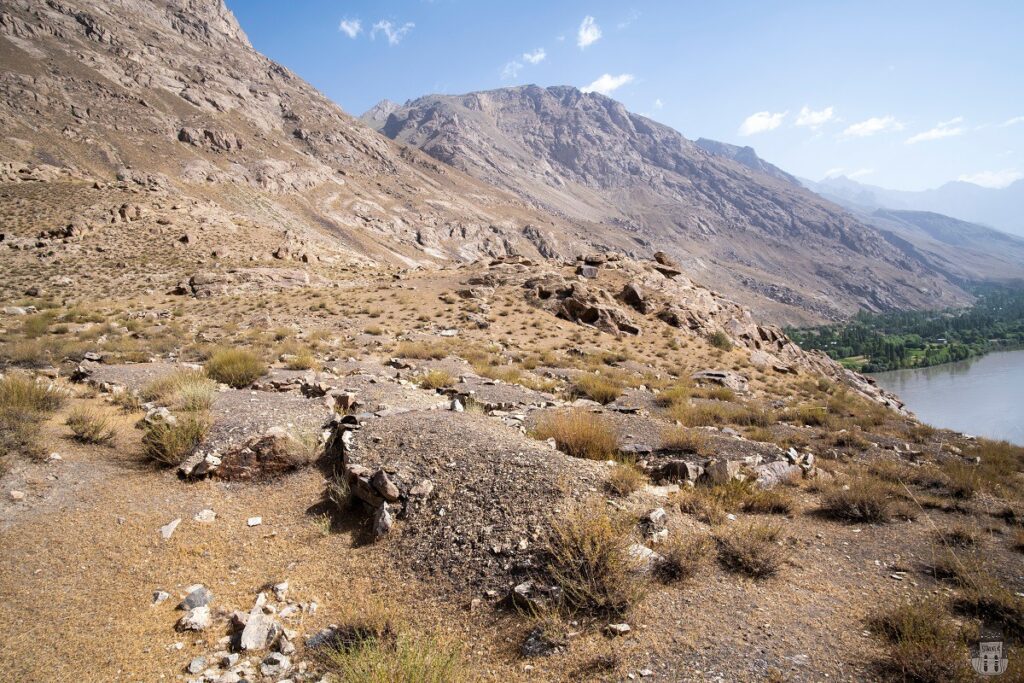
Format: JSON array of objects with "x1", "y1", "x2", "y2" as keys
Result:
[
  {"x1": 693, "y1": 138, "x2": 798, "y2": 184},
  {"x1": 369, "y1": 85, "x2": 968, "y2": 324},
  {"x1": 805, "y1": 176, "x2": 1024, "y2": 239},
  {"x1": 359, "y1": 98, "x2": 400, "y2": 127},
  {"x1": 0, "y1": 0, "x2": 591, "y2": 269}
]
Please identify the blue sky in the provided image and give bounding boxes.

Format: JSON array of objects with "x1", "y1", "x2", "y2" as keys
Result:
[{"x1": 227, "y1": 0, "x2": 1024, "y2": 192}]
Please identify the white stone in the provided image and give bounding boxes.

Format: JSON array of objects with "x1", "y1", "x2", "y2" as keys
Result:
[
  {"x1": 247, "y1": 516, "x2": 262, "y2": 527},
  {"x1": 159, "y1": 518, "x2": 181, "y2": 539}
]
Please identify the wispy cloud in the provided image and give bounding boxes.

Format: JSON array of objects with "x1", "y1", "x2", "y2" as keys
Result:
[
  {"x1": 848, "y1": 168, "x2": 875, "y2": 179},
  {"x1": 905, "y1": 117, "x2": 964, "y2": 144},
  {"x1": 841, "y1": 115, "x2": 904, "y2": 138},
  {"x1": 501, "y1": 61, "x2": 522, "y2": 80},
  {"x1": 371, "y1": 20, "x2": 414, "y2": 45},
  {"x1": 522, "y1": 48, "x2": 546, "y2": 64},
  {"x1": 338, "y1": 18, "x2": 362, "y2": 39},
  {"x1": 823, "y1": 167, "x2": 845, "y2": 179},
  {"x1": 581, "y1": 73, "x2": 633, "y2": 95},
  {"x1": 957, "y1": 169, "x2": 1023, "y2": 189},
  {"x1": 795, "y1": 106, "x2": 834, "y2": 129},
  {"x1": 738, "y1": 110, "x2": 787, "y2": 136},
  {"x1": 577, "y1": 16, "x2": 602, "y2": 48},
  {"x1": 822, "y1": 167, "x2": 873, "y2": 180},
  {"x1": 1001, "y1": 115, "x2": 1024, "y2": 127},
  {"x1": 653, "y1": 98, "x2": 664, "y2": 110}
]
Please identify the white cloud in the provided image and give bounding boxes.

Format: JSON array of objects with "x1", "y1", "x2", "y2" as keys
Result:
[
  {"x1": 653, "y1": 98, "x2": 664, "y2": 110},
  {"x1": 1001, "y1": 116, "x2": 1024, "y2": 127},
  {"x1": 841, "y1": 115, "x2": 904, "y2": 138},
  {"x1": 522, "y1": 48, "x2": 546, "y2": 64},
  {"x1": 738, "y1": 110, "x2": 787, "y2": 136},
  {"x1": 501, "y1": 61, "x2": 523, "y2": 80},
  {"x1": 795, "y1": 106, "x2": 834, "y2": 129},
  {"x1": 338, "y1": 18, "x2": 362, "y2": 39},
  {"x1": 581, "y1": 73, "x2": 634, "y2": 95},
  {"x1": 848, "y1": 168, "x2": 875, "y2": 179},
  {"x1": 577, "y1": 16, "x2": 602, "y2": 48},
  {"x1": 823, "y1": 167, "x2": 845, "y2": 179},
  {"x1": 905, "y1": 117, "x2": 965, "y2": 144},
  {"x1": 957, "y1": 169, "x2": 1023, "y2": 189},
  {"x1": 371, "y1": 20, "x2": 414, "y2": 45}
]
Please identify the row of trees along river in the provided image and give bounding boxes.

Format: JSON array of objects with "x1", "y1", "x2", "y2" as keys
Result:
[{"x1": 787, "y1": 283, "x2": 1024, "y2": 372}]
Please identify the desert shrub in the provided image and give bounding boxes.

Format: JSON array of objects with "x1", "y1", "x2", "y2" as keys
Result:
[
  {"x1": 141, "y1": 413, "x2": 210, "y2": 466},
  {"x1": 676, "y1": 479, "x2": 763, "y2": 525},
  {"x1": 707, "y1": 330, "x2": 732, "y2": 351},
  {"x1": 20, "y1": 312, "x2": 54, "y2": 339},
  {"x1": 572, "y1": 373, "x2": 623, "y2": 404},
  {"x1": 532, "y1": 410, "x2": 618, "y2": 460},
  {"x1": 954, "y1": 585, "x2": 1024, "y2": 643},
  {"x1": 694, "y1": 386, "x2": 735, "y2": 402},
  {"x1": 715, "y1": 522, "x2": 787, "y2": 578},
  {"x1": 867, "y1": 600, "x2": 973, "y2": 683},
  {"x1": 142, "y1": 369, "x2": 217, "y2": 411},
  {"x1": 668, "y1": 401, "x2": 774, "y2": 428},
  {"x1": 606, "y1": 461, "x2": 647, "y2": 496},
  {"x1": 395, "y1": 341, "x2": 447, "y2": 360},
  {"x1": 963, "y1": 439, "x2": 1024, "y2": 497},
  {"x1": 285, "y1": 349, "x2": 318, "y2": 370},
  {"x1": 418, "y1": 370, "x2": 453, "y2": 390},
  {"x1": 830, "y1": 430, "x2": 869, "y2": 449},
  {"x1": 819, "y1": 476, "x2": 902, "y2": 523},
  {"x1": 741, "y1": 488, "x2": 797, "y2": 515},
  {"x1": 545, "y1": 506, "x2": 646, "y2": 616},
  {"x1": 204, "y1": 348, "x2": 266, "y2": 388},
  {"x1": 933, "y1": 525, "x2": 979, "y2": 549},
  {"x1": 782, "y1": 404, "x2": 833, "y2": 428},
  {"x1": 66, "y1": 405, "x2": 116, "y2": 444},
  {"x1": 320, "y1": 633, "x2": 462, "y2": 683},
  {"x1": 654, "y1": 383, "x2": 691, "y2": 408},
  {"x1": 656, "y1": 534, "x2": 713, "y2": 583},
  {"x1": 940, "y1": 462, "x2": 979, "y2": 500},
  {"x1": 0, "y1": 373, "x2": 67, "y2": 413},
  {"x1": 660, "y1": 425, "x2": 710, "y2": 455}
]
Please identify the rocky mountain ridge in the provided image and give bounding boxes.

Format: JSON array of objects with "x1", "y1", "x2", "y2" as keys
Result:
[{"x1": 368, "y1": 85, "x2": 971, "y2": 324}]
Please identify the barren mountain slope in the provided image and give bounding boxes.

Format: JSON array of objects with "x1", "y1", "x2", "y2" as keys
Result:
[
  {"x1": 371, "y1": 85, "x2": 970, "y2": 324},
  {"x1": 0, "y1": 0, "x2": 599, "y2": 267}
]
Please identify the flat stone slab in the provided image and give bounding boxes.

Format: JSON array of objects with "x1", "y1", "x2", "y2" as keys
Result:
[
  {"x1": 76, "y1": 361, "x2": 189, "y2": 392},
  {"x1": 452, "y1": 377, "x2": 555, "y2": 411},
  {"x1": 202, "y1": 390, "x2": 332, "y2": 455}
]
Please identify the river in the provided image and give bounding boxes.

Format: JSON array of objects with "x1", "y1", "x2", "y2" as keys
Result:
[{"x1": 869, "y1": 348, "x2": 1024, "y2": 445}]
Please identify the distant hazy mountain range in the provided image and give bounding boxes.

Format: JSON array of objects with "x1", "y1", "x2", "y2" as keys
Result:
[{"x1": 802, "y1": 175, "x2": 1024, "y2": 239}]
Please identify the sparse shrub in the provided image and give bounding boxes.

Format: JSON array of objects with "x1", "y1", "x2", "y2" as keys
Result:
[
  {"x1": 660, "y1": 425, "x2": 710, "y2": 455},
  {"x1": 676, "y1": 479, "x2": 763, "y2": 525},
  {"x1": 741, "y1": 488, "x2": 797, "y2": 515},
  {"x1": 606, "y1": 461, "x2": 647, "y2": 496},
  {"x1": 694, "y1": 386, "x2": 735, "y2": 402},
  {"x1": 941, "y1": 462, "x2": 978, "y2": 500},
  {"x1": 0, "y1": 373, "x2": 67, "y2": 413},
  {"x1": 142, "y1": 369, "x2": 217, "y2": 411},
  {"x1": 320, "y1": 633, "x2": 463, "y2": 683},
  {"x1": 418, "y1": 370, "x2": 453, "y2": 390},
  {"x1": 867, "y1": 600, "x2": 973, "y2": 683},
  {"x1": 654, "y1": 383, "x2": 691, "y2": 408},
  {"x1": 141, "y1": 413, "x2": 210, "y2": 466},
  {"x1": 204, "y1": 348, "x2": 267, "y2": 388},
  {"x1": 395, "y1": 341, "x2": 447, "y2": 360},
  {"x1": 285, "y1": 349, "x2": 319, "y2": 370},
  {"x1": 572, "y1": 373, "x2": 623, "y2": 404},
  {"x1": 715, "y1": 522, "x2": 787, "y2": 578},
  {"x1": 782, "y1": 404, "x2": 833, "y2": 428},
  {"x1": 819, "y1": 476, "x2": 900, "y2": 523},
  {"x1": 532, "y1": 410, "x2": 618, "y2": 460},
  {"x1": 668, "y1": 401, "x2": 775, "y2": 428},
  {"x1": 20, "y1": 312, "x2": 54, "y2": 338},
  {"x1": 545, "y1": 505, "x2": 646, "y2": 616},
  {"x1": 707, "y1": 330, "x2": 732, "y2": 351},
  {"x1": 934, "y1": 525, "x2": 979, "y2": 549},
  {"x1": 830, "y1": 430, "x2": 869, "y2": 449},
  {"x1": 656, "y1": 534, "x2": 713, "y2": 583},
  {"x1": 66, "y1": 405, "x2": 116, "y2": 444}
]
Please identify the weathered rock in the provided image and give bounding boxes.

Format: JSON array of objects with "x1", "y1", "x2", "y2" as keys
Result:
[
  {"x1": 259, "y1": 652, "x2": 290, "y2": 677},
  {"x1": 176, "y1": 605, "x2": 211, "y2": 631},
  {"x1": 178, "y1": 585, "x2": 213, "y2": 610},
  {"x1": 240, "y1": 593, "x2": 280, "y2": 651},
  {"x1": 620, "y1": 282, "x2": 649, "y2": 313},
  {"x1": 652, "y1": 459, "x2": 704, "y2": 483},
  {"x1": 369, "y1": 469, "x2": 401, "y2": 502},
  {"x1": 373, "y1": 503, "x2": 394, "y2": 538},
  {"x1": 704, "y1": 458, "x2": 743, "y2": 485},
  {"x1": 755, "y1": 460, "x2": 801, "y2": 488},
  {"x1": 159, "y1": 518, "x2": 181, "y2": 540},
  {"x1": 576, "y1": 264, "x2": 599, "y2": 279},
  {"x1": 605, "y1": 623, "x2": 632, "y2": 637},
  {"x1": 691, "y1": 370, "x2": 749, "y2": 393}
]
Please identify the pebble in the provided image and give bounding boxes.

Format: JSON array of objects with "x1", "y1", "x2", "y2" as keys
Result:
[
  {"x1": 247, "y1": 516, "x2": 262, "y2": 527},
  {"x1": 152, "y1": 590, "x2": 171, "y2": 605},
  {"x1": 186, "y1": 656, "x2": 206, "y2": 674},
  {"x1": 194, "y1": 509, "x2": 216, "y2": 523},
  {"x1": 605, "y1": 623, "x2": 631, "y2": 637},
  {"x1": 159, "y1": 518, "x2": 181, "y2": 539},
  {"x1": 9, "y1": 490, "x2": 25, "y2": 501}
]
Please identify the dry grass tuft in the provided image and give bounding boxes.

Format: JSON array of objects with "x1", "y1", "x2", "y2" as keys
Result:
[
  {"x1": 533, "y1": 410, "x2": 618, "y2": 460},
  {"x1": 818, "y1": 476, "x2": 904, "y2": 523},
  {"x1": 142, "y1": 369, "x2": 218, "y2": 411},
  {"x1": 933, "y1": 525, "x2": 979, "y2": 549},
  {"x1": 741, "y1": 488, "x2": 797, "y2": 515},
  {"x1": 285, "y1": 349, "x2": 319, "y2": 370},
  {"x1": 320, "y1": 633, "x2": 463, "y2": 683},
  {"x1": 867, "y1": 600, "x2": 973, "y2": 683},
  {"x1": 714, "y1": 522, "x2": 787, "y2": 578},
  {"x1": 140, "y1": 413, "x2": 210, "y2": 466},
  {"x1": 0, "y1": 373, "x2": 68, "y2": 467},
  {"x1": 572, "y1": 373, "x2": 623, "y2": 404},
  {"x1": 204, "y1": 348, "x2": 267, "y2": 388},
  {"x1": 660, "y1": 425, "x2": 710, "y2": 455},
  {"x1": 65, "y1": 405, "x2": 117, "y2": 444},
  {"x1": 418, "y1": 369, "x2": 454, "y2": 390},
  {"x1": 606, "y1": 461, "x2": 647, "y2": 496},
  {"x1": 395, "y1": 340, "x2": 447, "y2": 360},
  {"x1": 655, "y1": 534, "x2": 713, "y2": 583},
  {"x1": 545, "y1": 505, "x2": 646, "y2": 617}
]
